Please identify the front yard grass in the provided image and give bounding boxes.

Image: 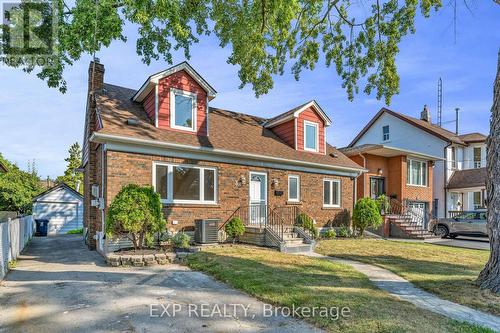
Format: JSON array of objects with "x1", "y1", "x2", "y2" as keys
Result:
[
  {"x1": 187, "y1": 245, "x2": 492, "y2": 333},
  {"x1": 316, "y1": 239, "x2": 499, "y2": 316}
]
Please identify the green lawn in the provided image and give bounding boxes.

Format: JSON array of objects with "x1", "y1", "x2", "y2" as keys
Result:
[
  {"x1": 187, "y1": 245, "x2": 492, "y2": 333},
  {"x1": 316, "y1": 239, "x2": 499, "y2": 316}
]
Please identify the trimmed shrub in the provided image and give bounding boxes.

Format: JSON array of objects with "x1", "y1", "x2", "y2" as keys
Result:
[
  {"x1": 295, "y1": 212, "x2": 318, "y2": 238},
  {"x1": 323, "y1": 228, "x2": 336, "y2": 239},
  {"x1": 172, "y1": 232, "x2": 191, "y2": 249},
  {"x1": 106, "y1": 184, "x2": 166, "y2": 250},
  {"x1": 224, "y1": 217, "x2": 245, "y2": 243},
  {"x1": 376, "y1": 194, "x2": 391, "y2": 214},
  {"x1": 352, "y1": 198, "x2": 383, "y2": 236},
  {"x1": 338, "y1": 226, "x2": 350, "y2": 238}
]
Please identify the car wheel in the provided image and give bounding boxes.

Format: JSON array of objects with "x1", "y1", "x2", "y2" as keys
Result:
[
  {"x1": 434, "y1": 225, "x2": 449, "y2": 238},
  {"x1": 448, "y1": 234, "x2": 457, "y2": 239}
]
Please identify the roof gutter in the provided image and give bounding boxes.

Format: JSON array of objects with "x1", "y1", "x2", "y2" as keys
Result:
[{"x1": 90, "y1": 132, "x2": 367, "y2": 175}]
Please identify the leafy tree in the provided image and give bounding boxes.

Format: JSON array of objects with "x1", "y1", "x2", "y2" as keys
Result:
[
  {"x1": 106, "y1": 184, "x2": 166, "y2": 250},
  {"x1": 224, "y1": 217, "x2": 245, "y2": 243},
  {"x1": 4, "y1": 0, "x2": 443, "y2": 104},
  {"x1": 56, "y1": 142, "x2": 83, "y2": 194},
  {"x1": 0, "y1": 153, "x2": 42, "y2": 214},
  {"x1": 352, "y1": 198, "x2": 382, "y2": 236}
]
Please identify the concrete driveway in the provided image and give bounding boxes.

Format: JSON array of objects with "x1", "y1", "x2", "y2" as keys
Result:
[
  {"x1": 424, "y1": 236, "x2": 490, "y2": 250},
  {"x1": 0, "y1": 235, "x2": 321, "y2": 333}
]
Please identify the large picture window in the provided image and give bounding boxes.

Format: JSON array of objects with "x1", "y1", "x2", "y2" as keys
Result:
[
  {"x1": 153, "y1": 163, "x2": 217, "y2": 204},
  {"x1": 304, "y1": 121, "x2": 319, "y2": 152},
  {"x1": 170, "y1": 88, "x2": 196, "y2": 131},
  {"x1": 323, "y1": 179, "x2": 340, "y2": 207},
  {"x1": 407, "y1": 159, "x2": 427, "y2": 186}
]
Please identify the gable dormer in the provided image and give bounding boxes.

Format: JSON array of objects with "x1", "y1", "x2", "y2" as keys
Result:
[
  {"x1": 265, "y1": 101, "x2": 332, "y2": 154},
  {"x1": 132, "y1": 62, "x2": 217, "y2": 136}
]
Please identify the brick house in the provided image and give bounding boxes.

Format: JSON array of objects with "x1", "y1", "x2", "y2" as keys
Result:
[
  {"x1": 341, "y1": 106, "x2": 487, "y2": 238},
  {"x1": 82, "y1": 61, "x2": 364, "y2": 253}
]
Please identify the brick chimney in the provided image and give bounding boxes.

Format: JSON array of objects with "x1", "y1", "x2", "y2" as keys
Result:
[
  {"x1": 88, "y1": 58, "x2": 105, "y2": 93},
  {"x1": 420, "y1": 104, "x2": 431, "y2": 123}
]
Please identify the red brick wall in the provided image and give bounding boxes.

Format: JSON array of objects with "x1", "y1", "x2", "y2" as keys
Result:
[
  {"x1": 348, "y1": 154, "x2": 433, "y2": 206},
  {"x1": 402, "y1": 156, "x2": 433, "y2": 204},
  {"x1": 296, "y1": 107, "x2": 325, "y2": 154},
  {"x1": 157, "y1": 70, "x2": 208, "y2": 135},
  {"x1": 102, "y1": 150, "x2": 354, "y2": 233},
  {"x1": 271, "y1": 119, "x2": 295, "y2": 148}
]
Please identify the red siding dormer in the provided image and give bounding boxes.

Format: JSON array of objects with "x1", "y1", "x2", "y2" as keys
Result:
[
  {"x1": 132, "y1": 62, "x2": 217, "y2": 135},
  {"x1": 157, "y1": 70, "x2": 208, "y2": 135},
  {"x1": 265, "y1": 101, "x2": 331, "y2": 154}
]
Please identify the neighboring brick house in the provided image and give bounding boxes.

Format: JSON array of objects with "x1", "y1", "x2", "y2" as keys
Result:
[
  {"x1": 341, "y1": 106, "x2": 488, "y2": 237},
  {"x1": 82, "y1": 60, "x2": 364, "y2": 253}
]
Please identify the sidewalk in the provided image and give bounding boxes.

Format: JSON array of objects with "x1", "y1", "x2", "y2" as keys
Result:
[{"x1": 298, "y1": 251, "x2": 500, "y2": 332}]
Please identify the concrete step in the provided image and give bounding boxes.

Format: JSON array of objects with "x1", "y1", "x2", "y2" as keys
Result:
[
  {"x1": 284, "y1": 238, "x2": 305, "y2": 245},
  {"x1": 281, "y1": 244, "x2": 313, "y2": 253},
  {"x1": 283, "y1": 232, "x2": 299, "y2": 239}
]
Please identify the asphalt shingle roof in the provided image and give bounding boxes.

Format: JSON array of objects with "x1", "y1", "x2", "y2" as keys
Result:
[{"x1": 95, "y1": 83, "x2": 363, "y2": 171}]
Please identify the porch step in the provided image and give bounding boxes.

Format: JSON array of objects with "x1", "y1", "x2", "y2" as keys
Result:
[
  {"x1": 281, "y1": 243, "x2": 314, "y2": 253},
  {"x1": 284, "y1": 238, "x2": 306, "y2": 245}
]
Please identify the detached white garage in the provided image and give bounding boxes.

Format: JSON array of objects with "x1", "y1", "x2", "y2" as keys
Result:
[{"x1": 33, "y1": 183, "x2": 83, "y2": 235}]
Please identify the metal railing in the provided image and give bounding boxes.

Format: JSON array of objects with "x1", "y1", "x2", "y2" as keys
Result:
[
  {"x1": 219, "y1": 205, "x2": 302, "y2": 243},
  {"x1": 386, "y1": 198, "x2": 431, "y2": 229},
  {"x1": 448, "y1": 210, "x2": 463, "y2": 218}
]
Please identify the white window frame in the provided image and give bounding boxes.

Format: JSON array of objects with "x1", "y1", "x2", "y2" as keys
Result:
[
  {"x1": 170, "y1": 88, "x2": 197, "y2": 132},
  {"x1": 323, "y1": 179, "x2": 341, "y2": 208},
  {"x1": 304, "y1": 120, "x2": 319, "y2": 152},
  {"x1": 382, "y1": 125, "x2": 390, "y2": 142},
  {"x1": 473, "y1": 147, "x2": 482, "y2": 168},
  {"x1": 288, "y1": 175, "x2": 300, "y2": 202},
  {"x1": 406, "y1": 158, "x2": 428, "y2": 187},
  {"x1": 152, "y1": 162, "x2": 217, "y2": 204}
]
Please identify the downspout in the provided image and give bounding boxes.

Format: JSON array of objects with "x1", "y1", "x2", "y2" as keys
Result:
[
  {"x1": 358, "y1": 153, "x2": 366, "y2": 197},
  {"x1": 101, "y1": 144, "x2": 106, "y2": 250},
  {"x1": 443, "y1": 142, "x2": 452, "y2": 218}
]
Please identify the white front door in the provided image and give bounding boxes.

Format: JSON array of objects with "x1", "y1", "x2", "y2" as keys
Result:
[{"x1": 249, "y1": 172, "x2": 267, "y2": 226}]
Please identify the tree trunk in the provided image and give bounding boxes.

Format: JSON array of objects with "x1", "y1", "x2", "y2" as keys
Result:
[{"x1": 477, "y1": 49, "x2": 500, "y2": 293}]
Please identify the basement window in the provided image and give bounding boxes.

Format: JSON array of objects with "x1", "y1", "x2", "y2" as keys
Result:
[
  {"x1": 153, "y1": 163, "x2": 217, "y2": 204},
  {"x1": 170, "y1": 88, "x2": 197, "y2": 131}
]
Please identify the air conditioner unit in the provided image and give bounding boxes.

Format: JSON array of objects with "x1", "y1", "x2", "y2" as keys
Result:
[
  {"x1": 194, "y1": 219, "x2": 219, "y2": 244},
  {"x1": 91, "y1": 184, "x2": 100, "y2": 198}
]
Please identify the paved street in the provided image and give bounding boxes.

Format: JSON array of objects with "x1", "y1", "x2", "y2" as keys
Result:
[
  {"x1": 425, "y1": 236, "x2": 490, "y2": 251},
  {"x1": 0, "y1": 235, "x2": 321, "y2": 333}
]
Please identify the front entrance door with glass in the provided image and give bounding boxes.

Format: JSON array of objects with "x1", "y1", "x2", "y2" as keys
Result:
[
  {"x1": 249, "y1": 172, "x2": 267, "y2": 226},
  {"x1": 370, "y1": 177, "x2": 385, "y2": 199}
]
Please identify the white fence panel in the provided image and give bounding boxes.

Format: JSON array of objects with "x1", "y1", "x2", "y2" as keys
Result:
[{"x1": 0, "y1": 215, "x2": 34, "y2": 280}]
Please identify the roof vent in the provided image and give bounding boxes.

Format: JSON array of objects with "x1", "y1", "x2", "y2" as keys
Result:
[
  {"x1": 126, "y1": 118, "x2": 139, "y2": 126},
  {"x1": 330, "y1": 153, "x2": 338, "y2": 158}
]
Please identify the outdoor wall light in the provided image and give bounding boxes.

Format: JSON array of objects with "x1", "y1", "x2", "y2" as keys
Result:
[
  {"x1": 236, "y1": 175, "x2": 246, "y2": 188},
  {"x1": 271, "y1": 178, "x2": 279, "y2": 188},
  {"x1": 378, "y1": 168, "x2": 383, "y2": 176}
]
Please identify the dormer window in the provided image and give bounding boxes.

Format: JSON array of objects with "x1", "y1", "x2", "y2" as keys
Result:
[
  {"x1": 304, "y1": 121, "x2": 319, "y2": 152},
  {"x1": 170, "y1": 88, "x2": 197, "y2": 131},
  {"x1": 382, "y1": 125, "x2": 390, "y2": 141}
]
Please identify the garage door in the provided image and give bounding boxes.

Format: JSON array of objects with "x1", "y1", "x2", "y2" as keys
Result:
[{"x1": 34, "y1": 202, "x2": 79, "y2": 235}]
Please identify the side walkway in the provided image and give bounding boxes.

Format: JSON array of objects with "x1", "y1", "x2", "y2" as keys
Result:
[{"x1": 299, "y1": 251, "x2": 500, "y2": 332}]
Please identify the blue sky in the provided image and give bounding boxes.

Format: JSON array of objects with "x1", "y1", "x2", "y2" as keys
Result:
[{"x1": 1, "y1": 1, "x2": 498, "y2": 179}]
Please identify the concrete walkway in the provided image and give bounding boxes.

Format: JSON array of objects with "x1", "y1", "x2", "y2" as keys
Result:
[
  {"x1": 0, "y1": 235, "x2": 322, "y2": 333},
  {"x1": 299, "y1": 251, "x2": 500, "y2": 332}
]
